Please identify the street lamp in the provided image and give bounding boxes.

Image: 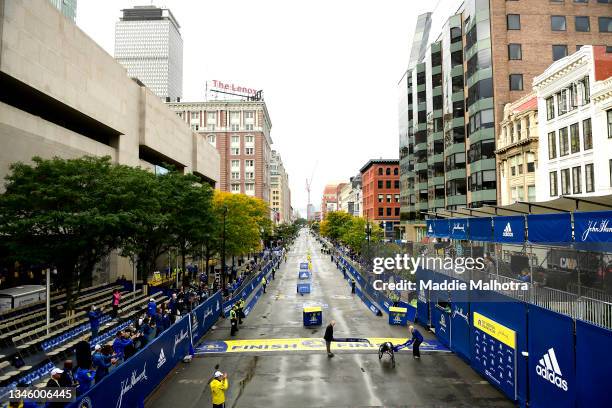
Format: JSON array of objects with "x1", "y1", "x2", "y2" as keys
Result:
[{"x1": 221, "y1": 205, "x2": 228, "y2": 288}]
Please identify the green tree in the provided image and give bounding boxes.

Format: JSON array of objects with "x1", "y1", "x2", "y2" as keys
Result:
[{"x1": 0, "y1": 156, "x2": 138, "y2": 310}]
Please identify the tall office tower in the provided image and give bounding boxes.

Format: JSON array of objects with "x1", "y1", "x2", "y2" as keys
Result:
[
  {"x1": 114, "y1": 5, "x2": 183, "y2": 101},
  {"x1": 48, "y1": 0, "x2": 77, "y2": 22},
  {"x1": 270, "y1": 150, "x2": 292, "y2": 224},
  {"x1": 398, "y1": 0, "x2": 611, "y2": 241}
]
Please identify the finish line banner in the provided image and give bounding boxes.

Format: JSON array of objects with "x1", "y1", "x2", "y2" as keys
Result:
[{"x1": 195, "y1": 337, "x2": 449, "y2": 354}]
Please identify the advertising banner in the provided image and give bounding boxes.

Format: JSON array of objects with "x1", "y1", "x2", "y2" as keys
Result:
[
  {"x1": 450, "y1": 300, "x2": 471, "y2": 362},
  {"x1": 434, "y1": 219, "x2": 450, "y2": 238},
  {"x1": 528, "y1": 305, "x2": 575, "y2": 408},
  {"x1": 432, "y1": 305, "x2": 451, "y2": 347},
  {"x1": 70, "y1": 316, "x2": 191, "y2": 408},
  {"x1": 190, "y1": 291, "x2": 222, "y2": 344},
  {"x1": 449, "y1": 218, "x2": 469, "y2": 240},
  {"x1": 573, "y1": 210, "x2": 612, "y2": 243},
  {"x1": 527, "y1": 213, "x2": 572, "y2": 243},
  {"x1": 493, "y1": 216, "x2": 525, "y2": 243}
]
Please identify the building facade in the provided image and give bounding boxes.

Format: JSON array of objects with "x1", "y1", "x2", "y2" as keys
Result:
[
  {"x1": 360, "y1": 160, "x2": 400, "y2": 239},
  {"x1": 337, "y1": 175, "x2": 362, "y2": 217},
  {"x1": 534, "y1": 45, "x2": 612, "y2": 201},
  {"x1": 497, "y1": 93, "x2": 538, "y2": 205},
  {"x1": 399, "y1": 1, "x2": 611, "y2": 240},
  {"x1": 115, "y1": 5, "x2": 183, "y2": 101},
  {"x1": 270, "y1": 150, "x2": 292, "y2": 224},
  {"x1": 48, "y1": 0, "x2": 76, "y2": 21},
  {"x1": 167, "y1": 100, "x2": 273, "y2": 203},
  {"x1": 321, "y1": 184, "x2": 339, "y2": 219},
  {"x1": 0, "y1": 0, "x2": 219, "y2": 281}
]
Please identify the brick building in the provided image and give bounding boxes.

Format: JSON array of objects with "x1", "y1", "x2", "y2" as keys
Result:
[
  {"x1": 321, "y1": 184, "x2": 339, "y2": 219},
  {"x1": 360, "y1": 159, "x2": 400, "y2": 239},
  {"x1": 167, "y1": 100, "x2": 273, "y2": 203}
]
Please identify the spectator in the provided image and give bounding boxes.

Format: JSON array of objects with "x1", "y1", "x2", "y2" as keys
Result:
[
  {"x1": 58, "y1": 360, "x2": 75, "y2": 387},
  {"x1": 111, "y1": 289, "x2": 121, "y2": 319},
  {"x1": 169, "y1": 293, "x2": 179, "y2": 315},
  {"x1": 92, "y1": 344, "x2": 113, "y2": 382},
  {"x1": 88, "y1": 305, "x2": 102, "y2": 339},
  {"x1": 147, "y1": 298, "x2": 156, "y2": 318},
  {"x1": 209, "y1": 371, "x2": 229, "y2": 408},
  {"x1": 75, "y1": 364, "x2": 96, "y2": 395},
  {"x1": 45, "y1": 368, "x2": 65, "y2": 408},
  {"x1": 112, "y1": 331, "x2": 133, "y2": 362}
]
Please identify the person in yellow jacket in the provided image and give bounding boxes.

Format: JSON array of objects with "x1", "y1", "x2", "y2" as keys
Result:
[
  {"x1": 210, "y1": 371, "x2": 229, "y2": 408},
  {"x1": 262, "y1": 276, "x2": 267, "y2": 293}
]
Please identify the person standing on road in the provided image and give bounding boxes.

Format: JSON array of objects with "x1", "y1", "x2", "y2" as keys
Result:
[
  {"x1": 351, "y1": 278, "x2": 356, "y2": 294},
  {"x1": 271, "y1": 267, "x2": 276, "y2": 280},
  {"x1": 210, "y1": 371, "x2": 229, "y2": 408},
  {"x1": 230, "y1": 306, "x2": 238, "y2": 336},
  {"x1": 237, "y1": 298, "x2": 245, "y2": 325},
  {"x1": 262, "y1": 277, "x2": 267, "y2": 293},
  {"x1": 406, "y1": 325, "x2": 424, "y2": 359},
  {"x1": 323, "y1": 320, "x2": 336, "y2": 358}
]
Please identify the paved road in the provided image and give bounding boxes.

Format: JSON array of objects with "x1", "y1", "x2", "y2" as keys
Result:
[{"x1": 146, "y1": 231, "x2": 513, "y2": 408}]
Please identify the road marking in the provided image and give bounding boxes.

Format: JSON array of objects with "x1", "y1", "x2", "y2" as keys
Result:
[{"x1": 196, "y1": 337, "x2": 450, "y2": 354}]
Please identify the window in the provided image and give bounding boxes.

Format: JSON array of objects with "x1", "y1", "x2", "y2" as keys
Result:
[
  {"x1": 231, "y1": 147, "x2": 240, "y2": 155},
  {"x1": 378, "y1": 180, "x2": 383, "y2": 188},
  {"x1": 557, "y1": 89, "x2": 568, "y2": 115},
  {"x1": 395, "y1": 208, "x2": 400, "y2": 216},
  {"x1": 231, "y1": 159, "x2": 240, "y2": 168},
  {"x1": 527, "y1": 152, "x2": 536, "y2": 172},
  {"x1": 551, "y1": 16, "x2": 567, "y2": 31},
  {"x1": 395, "y1": 194, "x2": 400, "y2": 202},
  {"x1": 510, "y1": 74, "x2": 523, "y2": 91},
  {"x1": 517, "y1": 154, "x2": 524, "y2": 175},
  {"x1": 599, "y1": 17, "x2": 612, "y2": 33},
  {"x1": 507, "y1": 14, "x2": 521, "y2": 30},
  {"x1": 559, "y1": 127, "x2": 569, "y2": 156},
  {"x1": 378, "y1": 208, "x2": 384, "y2": 216},
  {"x1": 245, "y1": 172, "x2": 254, "y2": 180},
  {"x1": 245, "y1": 160, "x2": 254, "y2": 168},
  {"x1": 245, "y1": 183, "x2": 255, "y2": 195},
  {"x1": 206, "y1": 112, "x2": 216, "y2": 130},
  {"x1": 394, "y1": 168, "x2": 398, "y2": 175},
  {"x1": 585, "y1": 164, "x2": 594, "y2": 193},
  {"x1": 546, "y1": 97, "x2": 555, "y2": 120},
  {"x1": 572, "y1": 166, "x2": 582, "y2": 194},
  {"x1": 378, "y1": 167, "x2": 383, "y2": 175},
  {"x1": 245, "y1": 135, "x2": 254, "y2": 144},
  {"x1": 231, "y1": 184, "x2": 240, "y2": 193},
  {"x1": 207, "y1": 134, "x2": 216, "y2": 144},
  {"x1": 511, "y1": 155, "x2": 517, "y2": 176},
  {"x1": 583, "y1": 119, "x2": 592, "y2": 150},
  {"x1": 548, "y1": 131, "x2": 557, "y2": 159},
  {"x1": 550, "y1": 171, "x2": 558, "y2": 196},
  {"x1": 231, "y1": 171, "x2": 240, "y2": 180},
  {"x1": 386, "y1": 208, "x2": 392, "y2": 216},
  {"x1": 386, "y1": 168, "x2": 391, "y2": 175},
  {"x1": 608, "y1": 110, "x2": 612, "y2": 138},
  {"x1": 570, "y1": 123, "x2": 580, "y2": 153},
  {"x1": 386, "y1": 194, "x2": 392, "y2": 203},
  {"x1": 528, "y1": 185, "x2": 536, "y2": 202},
  {"x1": 378, "y1": 194, "x2": 383, "y2": 203},
  {"x1": 561, "y1": 168, "x2": 571, "y2": 195},
  {"x1": 231, "y1": 135, "x2": 240, "y2": 144},
  {"x1": 386, "y1": 180, "x2": 391, "y2": 188},
  {"x1": 394, "y1": 180, "x2": 400, "y2": 189},
  {"x1": 508, "y1": 44, "x2": 522, "y2": 60},
  {"x1": 552, "y1": 45, "x2": 568, "y2": 61},
  {"x1": 575, "y1": 16, "x2": 590, "y2": 32}
]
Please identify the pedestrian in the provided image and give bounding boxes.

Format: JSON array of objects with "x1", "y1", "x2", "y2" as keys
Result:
[
  {"x1": 88, "y1": 305, "x2": 102, "y2": 339},
  {"x1": 262, "y1": 277, "x2": 267, "y2": 294},
  {"x1": 111, "y1": 289, "x2": 121, "y2": 319},
  {"x1": 92, "y1": 344, "x2": 113, "y2": 382},
  {"x1": 406, "y1": 325, "x2": 424, "y2": 359},
  {"x1": 323, "y1": 320, "x2": 336, "y2": 358},
  {"x1": 230, "y1": 306, "x2": 238, "y2": 336},
  {"x1": 74, "y1": 364, "x2": 96, "y2": 395},
  {"x1": 209, "y1": 371, "x2": 229, "y2": 408},
  {"x1": 271, "y1": 267, "x2": 276, "y2": 280},
  {"x1": 351, "y1": 278, "x2": 356, "y2": 294}
]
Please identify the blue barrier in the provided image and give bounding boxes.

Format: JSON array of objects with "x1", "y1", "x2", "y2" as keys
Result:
[
  {"x1": 450, "y1": 299, "x2": 471, "y2": 362},
  {"x1": 69, "y1": 315, "x2": 192, "y2": 408},
  {"x1": 575, "y1": 319, "x2": 612, "y2": 408},
  {"x1": 190, "y1": 291, "x2": 222, "y2": 344},
  {"x1": 528, "y1": 305, "x2": 575, "y2": 408},
  {"x1": 222, "y1": 258, "x2": 278, "y2": 316},
  {"x1": 416, "y1": 268, "x2": 430, "y2": 326}
]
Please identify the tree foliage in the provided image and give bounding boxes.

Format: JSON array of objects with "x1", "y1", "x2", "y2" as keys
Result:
[{"x1": 319, "y1": 211, "x2": 382, "y2": 254}]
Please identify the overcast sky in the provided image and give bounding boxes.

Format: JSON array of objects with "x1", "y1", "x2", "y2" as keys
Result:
[{"x1": 77, "y1": 0, "x2": 460, "y2": 216}]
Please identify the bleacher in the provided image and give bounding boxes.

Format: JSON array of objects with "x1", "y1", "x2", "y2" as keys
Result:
[{"x1": 0, "y1": 282, "x2": 170, "y2": 401}]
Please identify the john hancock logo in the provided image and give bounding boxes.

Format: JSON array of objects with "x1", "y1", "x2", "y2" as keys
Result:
[
  {"x1": 452, "y1": 222, "x2": 465, "y2": 234},
  {"x1": 116, "y1": 363, "x2": 148, "y2": 408},
  {"x1": 173, "y1": 328, "x2": 189, "y2": 357},
  {"x1": 581, "y1": 218, "x2": 612, "y2": 241}
]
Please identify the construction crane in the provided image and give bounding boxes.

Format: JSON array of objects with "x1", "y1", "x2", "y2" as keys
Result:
[{"x1": 305, "y1": 161, "x2": 318, "y2": 219}]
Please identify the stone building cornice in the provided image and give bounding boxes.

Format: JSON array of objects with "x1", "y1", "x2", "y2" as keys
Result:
[
  {"x1": 533, "y1": 48, "x2": 591, "y2": 91},
  {"x1": 592, "y1": 77, "x2": 612, "y2": 104}
]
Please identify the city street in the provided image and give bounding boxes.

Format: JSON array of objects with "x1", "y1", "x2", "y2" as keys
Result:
[{"x1": 146, "y1": 231, "x2": 513, "y2": 408}]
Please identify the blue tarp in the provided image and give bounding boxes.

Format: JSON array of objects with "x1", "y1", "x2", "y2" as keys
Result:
[
  {"x1": 528, "y1": 213, "x2": 572, "y2": 243},
  {"x1": 468, "y1": 217, "x2": 492, "y2": 241}
]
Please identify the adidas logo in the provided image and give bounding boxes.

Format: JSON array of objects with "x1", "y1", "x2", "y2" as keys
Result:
[
  {"x1": 536, "y1": 348, "x2": 568, "y2": 391},
  {"x1": 502, "y1": 222, "x2": 513, "y2": 238},
  {"x1": 157, "y1": 348, "x2": 167, "y2": 368},
  {"x1": 428, "y1": 225, "x2": 433, "y2": 233}
]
